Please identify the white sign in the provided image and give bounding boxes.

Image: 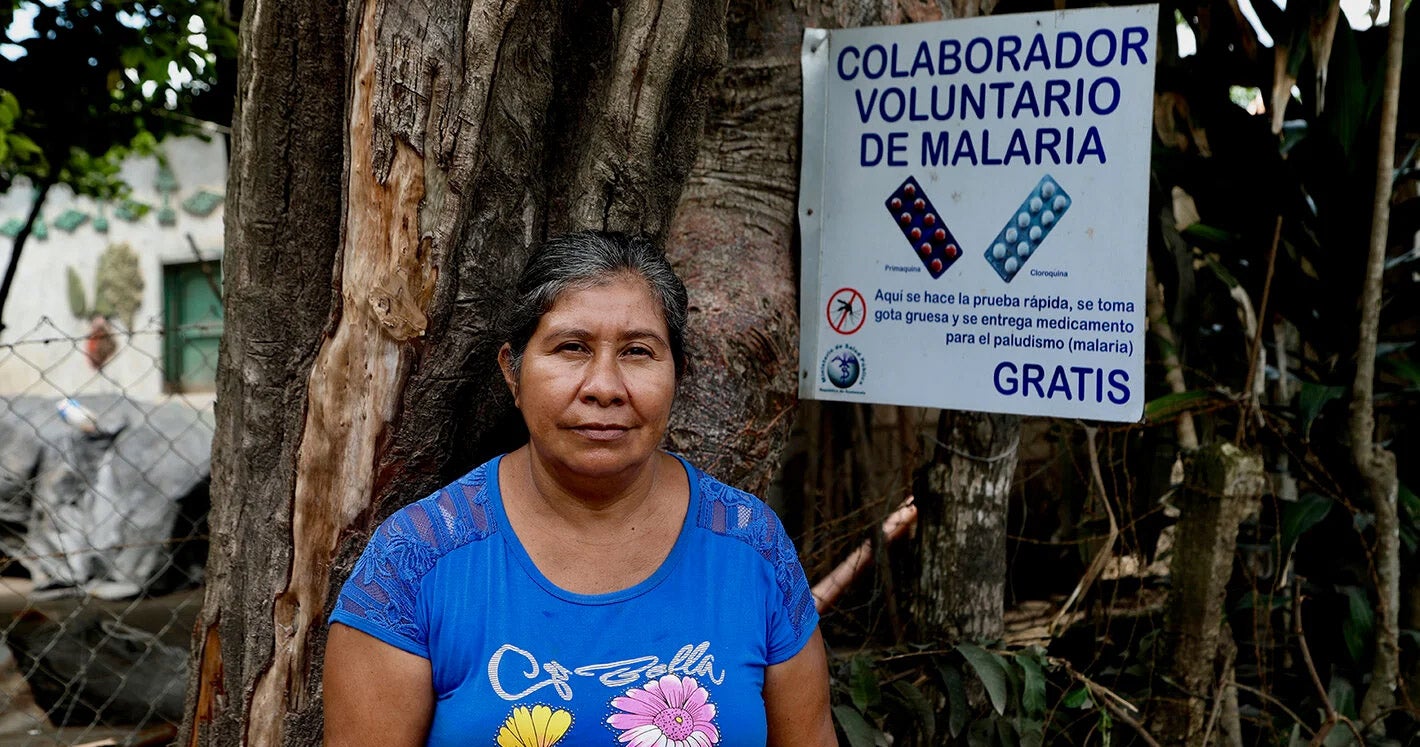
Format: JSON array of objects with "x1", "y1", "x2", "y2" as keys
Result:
[{"x1": 798, "y1": 6, "x2": 1158, "y2": 422}]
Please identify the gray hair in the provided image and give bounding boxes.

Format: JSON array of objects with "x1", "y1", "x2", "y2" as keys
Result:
[{"x1": 500, "y1": 231, "x2": 689, "y2": 378}]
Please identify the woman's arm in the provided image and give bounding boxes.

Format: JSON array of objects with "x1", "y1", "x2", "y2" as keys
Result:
[
  {"x1": 765, "y1": 627, "x2": 837, "y2": 747},
  {"x1": 323, "y1": 624, "x2": 434, "y2": 747}
]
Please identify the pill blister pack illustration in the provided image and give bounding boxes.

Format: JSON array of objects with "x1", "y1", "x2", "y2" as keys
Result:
[
  {"x1": 983, "y1": 175, "x2": 1071, "y2": 283},
  {"x1": 884, "y1": 176, "x2": 962, "y2": 279}
]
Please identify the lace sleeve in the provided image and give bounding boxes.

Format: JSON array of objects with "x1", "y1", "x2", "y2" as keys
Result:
[
  {"x1": 329, "y1": 468, "x2": 497, "y2": 657},
  {"x1": 330, "y1": 509, "x2": 437, "y2": 657},
  {"x1": 697, "y1": 472, "x2": 819, "y2": 665}
]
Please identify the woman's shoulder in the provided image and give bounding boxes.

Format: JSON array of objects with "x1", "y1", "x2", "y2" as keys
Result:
[
  {"x1": 682, "y1": 458, "x2": 797, "y2": 561},
  {"x1": 681, "y1": 458, "x2": 819, "y2": 649},
  {"x1": 360, "y1": 457, "x2": 503, "y2": 580}
]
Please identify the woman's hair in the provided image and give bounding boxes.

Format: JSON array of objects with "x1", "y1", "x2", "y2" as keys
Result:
[{"x1": 500, "y1": 231, "x2": 689, "y2": 378}]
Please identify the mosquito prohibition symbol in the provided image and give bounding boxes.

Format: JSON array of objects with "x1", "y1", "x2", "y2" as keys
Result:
[{"x1": 827, "y1": 287, "x2": 866, "y2": 335}]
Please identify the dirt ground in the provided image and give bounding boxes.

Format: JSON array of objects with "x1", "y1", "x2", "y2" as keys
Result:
[{"x1": 0, "y1": 578, "x2": 201, "y2": 746}]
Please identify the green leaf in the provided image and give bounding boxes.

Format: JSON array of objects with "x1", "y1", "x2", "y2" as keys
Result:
[
  {"x1": 1002, "y1": 653, "x2": 1022, "y2": 713},
  {"x1": 1017, "y1": 652, "x2": 1048, "y2": 717},
  {"x1": 1061, "y1": 685, "x2": 1091, "y2": 709},
  {"x1": 940, "y1": 662, "x2": 968, "y2": 737},
  {"x1": 1323, "y1": 19, "x2": 1376, "y2": 158},
  {"x1": 849, "y1": 656, "x2": 881, "y2": 712},
  {"x1": 1380, "y1": 354, "x2": 1420, "y2": 388},
  {"x1": 1280, "y1": 493, "x2": 1333, "y2": 551},
  {"x1": 1296, "y1": 383, "x2": 1345, "y2": 440},
  {"x1": 1019, "y1": 717, "x2": 1045, "y2": 747},
  {"x1": 1201, "y1": 253, "x2": 1240, "y2": 287},
  {"x1": 1400, "y1": 483, "x2": 1418, "y2": 554},
  {"x1": 967, "y1": 717, "x2": 996, "y2": 747},
  {"x1": 66, "y1": 266, "x2": 89, "y2": 319},
  {"x1": 958, "y1": 643, "x2": 1010, "y2": 715},
  {"x1": 0, "y1": 90, "x2": 18, "y2": 128},
  {"x1": 7, "y1": 133, "x2": 41, "y2": 159},
  {"x1": 1145, "y1": 389, "x2": 1223, "y2": 424},
  {"x1": 1182, "y1": 224, "x2": 1240, "y2": 248},
  {"x1": 1340, "y1": 586, "x2": 1374, "y2": 665},
  {"x1": 832, "y1": 705, "x2": 880, "y2": 747},
  {"x1": 890, "y1": 679, "x2": 936, "y2": 742},
  {"x1": 1317, "y1": 675, "x2": 1351, "y2": 744},
  {"x1": 1326, "y1": 673, "x2": 1357, "y2": 720},
  {"x1": 995, "y1": 715, "x2": 1018, "y2": 747}
]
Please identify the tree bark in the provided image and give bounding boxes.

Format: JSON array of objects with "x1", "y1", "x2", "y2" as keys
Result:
[
  {"x1": 0, "y1": 182, "x2": 51, "y2": 338},
  {"x1": 911, "y1": 410, "x2": 1019, "y2": 642},
  {"x1": 181, "y1": 0, "x2": 348, "y2": 742},
  {"x1": 1150, "y1": 443, "x2": 1265, "y2": 746},
  {"x1": 183, "y1": 0, "x2": 726, "y2": 744},
  {"x1": 662, "y1": 2, "x2": 805, "y2": 495}
]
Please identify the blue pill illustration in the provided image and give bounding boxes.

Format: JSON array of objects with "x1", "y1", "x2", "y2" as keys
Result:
[{"x1": 982, "y1": 174, "x2": 1072, "y2": 283}]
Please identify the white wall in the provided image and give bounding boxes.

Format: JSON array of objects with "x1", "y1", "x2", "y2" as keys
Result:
[{"x1": 0, "y1": 136, "x2": 227, "y2": 402}]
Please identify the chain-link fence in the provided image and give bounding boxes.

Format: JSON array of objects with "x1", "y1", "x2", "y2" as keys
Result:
[{"x1": 0, "y1": 317, "x2": 214, "y2": 746}]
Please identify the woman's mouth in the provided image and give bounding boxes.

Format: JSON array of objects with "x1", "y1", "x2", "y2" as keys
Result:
[{"x1": 571, "y1": 424, "x2": 630, "y2": 441}]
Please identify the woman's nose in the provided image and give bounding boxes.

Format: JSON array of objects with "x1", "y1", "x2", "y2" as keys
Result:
[{"x1": 580, "y1": 353, "x2": 628, "y2": 405}]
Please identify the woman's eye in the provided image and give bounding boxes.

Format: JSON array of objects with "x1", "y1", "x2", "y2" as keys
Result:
[
  {"x1": 557, "y1": 342, "x2": 588, "y2": 354},
  {"x1": 624, "y1": 345, "x2": 653, "y2": 357}
]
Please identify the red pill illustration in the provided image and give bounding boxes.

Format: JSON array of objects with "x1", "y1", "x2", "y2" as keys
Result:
[{"x1": 884, "y1": 175, "x2": 962, "y2": 280}]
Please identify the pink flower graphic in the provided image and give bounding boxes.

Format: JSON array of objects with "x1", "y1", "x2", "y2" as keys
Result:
[{"x1": 607, "y1": 674, "x2": 720, "y2": 747}]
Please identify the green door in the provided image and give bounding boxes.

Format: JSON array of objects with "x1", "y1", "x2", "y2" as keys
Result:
[{"x1": 163, "y1": 261, "x2": 223, "y2": 391}]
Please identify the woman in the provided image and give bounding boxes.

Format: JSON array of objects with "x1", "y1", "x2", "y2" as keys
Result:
[{"x1": 325, "y1": 232, "x2": 835, "y2": 746}]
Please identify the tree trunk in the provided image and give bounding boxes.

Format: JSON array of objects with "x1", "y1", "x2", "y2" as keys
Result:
[
  {"x1": 1351, "y1": 0, "x2": 1404, "y2": 731},
  {"x1": 182, "y1": 0, "x2": 727, "y2": 744},
  {"x1": 0, "y1": 182, "x2": 51, "y2": 338},
  {"x1": 911, "y1": 410, "x2": 1020, "y2": 642},
  {"x1": 1150, "y1": 443, "x2": 1265, "y2": 746},
  {"x1": 662, "y1": 2, "x2": 804, "y2": 495},
  {"x1": 181, "y1": 0, "x2": 349, "y2": 742}
]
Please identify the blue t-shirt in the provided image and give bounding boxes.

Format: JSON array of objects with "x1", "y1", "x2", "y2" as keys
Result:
[{"x1": 330, "y1": 454, "x2": 819, "y2": 746}]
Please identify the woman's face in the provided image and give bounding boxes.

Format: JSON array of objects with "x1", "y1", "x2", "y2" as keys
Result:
[{"x1": 501, "y1": 274, "x2": 677, "y2": 482}]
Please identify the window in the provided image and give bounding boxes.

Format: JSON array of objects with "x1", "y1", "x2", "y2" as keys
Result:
[{"x1": 163, "y1": 261, "x2": 223, "y2": 392}]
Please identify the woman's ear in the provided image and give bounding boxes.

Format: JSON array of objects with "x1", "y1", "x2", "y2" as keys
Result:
[{"x1": 497, "y1": 343, "x2": 520, "y2": 406}]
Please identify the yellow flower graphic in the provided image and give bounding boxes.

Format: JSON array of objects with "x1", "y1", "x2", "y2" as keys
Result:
[{"x1": 497, "y1": 704, "x2": 572, "y2": 747}]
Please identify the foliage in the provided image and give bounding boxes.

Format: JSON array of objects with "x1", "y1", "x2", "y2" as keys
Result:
[
  {"x1": 0, "y1": 0, "x2": 236, "y2": 196},
  {"x1": 0, "y1": 1, "x2": 236, "y2": 335},
  {"x1": 65, "y1": 242, "x2": 145, "y2": 328},
  {"x1": 65, "y1": 265, "x2": 86, "y2": 318},
  {"x1": 830, "y1": 645, "x2": 1097, "y2": 747},
  {"x1": 92, "y1": 243, "x2": 145, "y2": 328}
]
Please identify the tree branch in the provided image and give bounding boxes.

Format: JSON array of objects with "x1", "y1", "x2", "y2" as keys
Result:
[
  {"x1": 1351, "y1": 1, "x2": 1405, "y2": 730},
  {"x1": 812, "y1": 497, "x2": 917, "y2": 612},
  {"x1": 1293, "y1": 578, "x2": 1364, "y2": 746},
  {"x1": 0, "y1": 182, "x2": 53, "y2": 337},
  {"x1": 1049, "y1": 425, "x2": 1118, "y2": 634}
]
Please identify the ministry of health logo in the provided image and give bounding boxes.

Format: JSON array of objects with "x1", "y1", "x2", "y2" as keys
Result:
[{"x1": 820, "y1": 343, "x2": 865, "y2": 390}]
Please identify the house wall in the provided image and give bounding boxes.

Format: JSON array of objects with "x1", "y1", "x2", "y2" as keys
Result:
[{"x1": 0, "y1": 136, "x2": 227, "y2": 402}]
